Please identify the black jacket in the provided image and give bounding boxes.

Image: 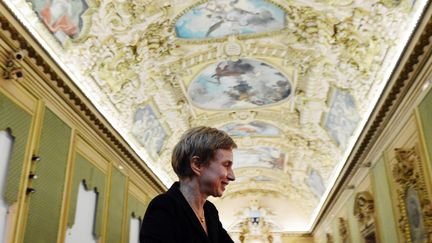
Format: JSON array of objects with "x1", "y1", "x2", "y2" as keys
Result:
[{"x1": 140, "y1": 182, "x2": 234, "y2": 243}]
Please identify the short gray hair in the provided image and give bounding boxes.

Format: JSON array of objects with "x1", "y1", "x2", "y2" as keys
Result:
[{"x1": 171, "y1": 126, "x2": 237, "y2": 179}]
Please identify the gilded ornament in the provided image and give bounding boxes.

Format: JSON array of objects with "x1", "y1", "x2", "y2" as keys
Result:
[
  {"x1": 141, "y1": 18, "x2": 177, "y2": 59},
  {"x1": 353, "y1": 191, "x2": 375, "y2": 233},
  {"x1": 338, "y1": 218, "x2": 349, "y2": 241},
  {"x1": 391, "y1": 147, "x2": 432, "y2": 242}
]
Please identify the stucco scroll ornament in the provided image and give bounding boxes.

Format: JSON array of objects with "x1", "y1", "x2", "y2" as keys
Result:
[
  {"x1": 338, "y1": 218, "x2": 349, "y2": 242},
  {"x1": 148, "y1": 65, "x2": 192, "y2": 129},
  {"x1": 138, "y1": 19, "x2": 178, "y2": 60},
  {"x1": 353, "y1": 191, "x2": 375, "y2": 234},
  {"x1": 391, "y1": 147, "x2": 432, "y2": 242},
  {"x1": 92, "y1": 39, "x2": 139, "y2": 93},
  {"x1": 326, "y1": 233, "x2": 334, "y2": 243}
]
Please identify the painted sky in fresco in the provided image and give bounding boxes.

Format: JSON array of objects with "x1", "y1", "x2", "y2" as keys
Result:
[
  {"x1": 30, "y1": 0, "x2": 88, "y2": 44},
  {"x1": 235, "y1": 175, "x2": 276, "y2": 184},
  {"x1": 131, "y1": 105, "x2": 166, "y2": 157},
  {"x1": 220, "y1": 121, "x2": 281, "y2": 137},
  {"x1": 233, "y1": 147, "x2": 285, "y2": 170},
  {"x1": 188, "y1": 59, "x2": 291, "y2": 110},
  {"x1": 175, "y1": 0, "x2": 286, "y2": 39},
  {"x1": 305, "y1": 170, "x2": 326, "y2": 199},
  {"x1": 323, "y1": 89, "x2": 361, "y2": 150}
]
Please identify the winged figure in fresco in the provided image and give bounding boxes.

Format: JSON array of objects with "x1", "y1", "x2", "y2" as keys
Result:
[
  {"x1": 224, "y1": 80, "x2": 258, "y2": 104},
  {"x1": 211, "y1": 60, "x2": 255, "y2": 84},
  {"x1": 205, "y1": 17, "x2": 225, "y2": 37},
  {"x1": 203, "y1": 0, "x2": 276, "y2": 37}
]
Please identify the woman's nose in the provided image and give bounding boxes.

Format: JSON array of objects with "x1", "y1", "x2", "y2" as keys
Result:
[{"x1": 227, "y1": 168, "x2": 235, "y2": 181}]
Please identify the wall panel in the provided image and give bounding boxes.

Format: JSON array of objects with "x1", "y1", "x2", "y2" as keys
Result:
[
  {"x1": 106, "y1": 167, "x2": 127, "y2": 243},
  {"x1": 371, "y1": 157, "x2": 399, "y2": 243},
  {"x1": 418, "y1": 87, "x2": 432, "y2": 171},
  {"x1": 125, "y1": 194, "x2": 148, "y2": 243},
  {"x1": 67, "y1": 153, "x2": 107, "y2": 238},
  {"x1": 24, "y1": 108, "x2": 71, "y2": 243},
  {"x1": 346, "y1": 195, "x2": 362, "y2": 243},
  {"x1": 0, "y1": 92, "x2": 32, "y2": 205}
]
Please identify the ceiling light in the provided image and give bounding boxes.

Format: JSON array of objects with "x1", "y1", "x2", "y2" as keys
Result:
[{"x1": 422, "y1": 80, "x2": 431, "y2": 91}]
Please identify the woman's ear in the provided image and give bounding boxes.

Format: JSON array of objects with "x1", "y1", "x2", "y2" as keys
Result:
[{"x1": 190, "y1": 156, "x2": 202, "y2": 176}]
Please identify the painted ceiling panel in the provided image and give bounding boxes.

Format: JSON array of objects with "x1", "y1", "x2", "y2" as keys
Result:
[
  {"x1": 233, "y1": 147, "x2": 285, "y2": 170},
  {"x1": 175, "y1": 0, "x2": 286, "y2": 39},
  {"x1": 188, "y1": 59, "x2": 291, "y2": 109},
  {"x1": 29, "y1": 0, "x2": 89, "y2": 44},
  {"x1": 132, "y1": 105, "x2": 167, "y2": 158},
  {"x1": 305, "y1": 169, "x2": 326, "y2": 199},
  {"x1": 220, "y1": 121, "x2": 281, "y2": 137},
  {"x1": 240, "y1": 175, "x2": 275, "y2": 183},
  {"x1": 323, "y1": 89, "x2": 361, "y2": 150}
]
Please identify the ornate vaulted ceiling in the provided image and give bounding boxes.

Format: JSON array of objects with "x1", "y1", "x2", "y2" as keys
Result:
[{"x1": 4, "y1": 0, "x2": 428, "y2": 234}]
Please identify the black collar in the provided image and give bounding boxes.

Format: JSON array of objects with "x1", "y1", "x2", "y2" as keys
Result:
[{"x1": 166, "y1": 182, "x2": 219, "y2": 243}]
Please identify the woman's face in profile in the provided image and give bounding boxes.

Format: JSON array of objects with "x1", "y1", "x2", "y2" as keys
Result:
[{"x1": 199, "y1": 149, "x2": 235, "y2": 197}]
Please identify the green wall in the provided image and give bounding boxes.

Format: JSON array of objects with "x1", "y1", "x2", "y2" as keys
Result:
[
  {"x1": 125, "y1": 194, "x2": 148, "y2": 242},
  {"x1": 68, "y1": 153, "x2": 107, "y2": 237},
  {"x1": 418, "y1": 88, "x2": 432, "y2": 169},
  {"x1": 24, "y1": 108, "x2": 72, "y2": 243},
  {"x1": 372, "y1": 157, "x2": 399, "y2": 243},
  {"x1": 331, "y1": 216, "x2": 342, "y2": 243},
  {"x1": 347, "y1": 194, "x2": 362, "y2": 243},
  {"x1": 0, "y1": 93, "x2": 32, "y2": 205},
  {"x1": 106, "y1": 167, "x2": 127, "y2": 243}
]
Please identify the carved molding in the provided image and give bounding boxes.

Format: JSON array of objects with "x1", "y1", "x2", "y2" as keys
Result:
[
  {"x1": 0, "y1": 14, "x2": 166, "y2": 193},
  {"x1": 353, "y1": 191, "x2": 375, "y2": 234},
  {"x1": 2, "y1": 50, "x2": 24, "y2": 81},
  {"x1": 314, "y1": 2, "x2": 432, "y2": 231}
]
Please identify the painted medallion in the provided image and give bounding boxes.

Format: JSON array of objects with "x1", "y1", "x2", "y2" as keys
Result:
[
  {"x1": 188, "y1": 59, "x2": 291, "y2": 109},
  {"x1": 220, "y1": 121, "x2": 281, "y2": 137},
  {"x1": 233, "y1": 146, "x2": 285, "y2": 170},
  {"x1": 175, "y1": 0, "x2": 286, "y2": 39},
  {"x1": 323, "y1": 89, "x2": 360, "y2": 149},
  {"x1": 131, "y1": 105, "x2": 166, "y2": 157},
  {"x1": 30, "y1": 0, "x2": 89, "y2": 44}
]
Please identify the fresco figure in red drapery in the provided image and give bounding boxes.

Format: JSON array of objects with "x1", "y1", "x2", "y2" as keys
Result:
[{"x1": 34, "y1": 0, "x2": 88, "y2": 42}]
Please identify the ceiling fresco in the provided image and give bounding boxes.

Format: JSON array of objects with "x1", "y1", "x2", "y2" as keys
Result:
[
  {"x1": 4, "y1": 0, "x2": 428, "y2": 233},
  {"x1": 220, "y1": 121, "x2": 282, "y2": 137},
  {"x1": 29, "y1": 0, "x2": 90, "y2": 44},
  {"x1": 175, "y1": 0, "x2": 286, "y2": 39},
  {"x1": 132, "y1": 105, "x2": 168, "y2": 158},
  {"x1": 233, "y1": 146, "x2": 286, "y2": 170},
  {"x1": 323, "y1": 89, "x2": 361, "y2": 150},
  {"x1": 188, "y1": 59, "x2": 292, "y2": 109}
]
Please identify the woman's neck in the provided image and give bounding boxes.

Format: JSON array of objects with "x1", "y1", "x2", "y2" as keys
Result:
[{"x1": 179, "y1": 179, "x2": 207, "y2": 214}]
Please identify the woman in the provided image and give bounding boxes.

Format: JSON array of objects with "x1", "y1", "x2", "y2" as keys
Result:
[{"x1": 140, "y1": 126, "x2": 237, "y2": 243}]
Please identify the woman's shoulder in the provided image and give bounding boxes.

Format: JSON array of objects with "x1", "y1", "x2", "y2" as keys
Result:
[
  {"x1": 204, "y1": 200, "x2": 219, "y2": 214},
  {"x1": 144, "y1": 193, "x2": 181, "y2": 221},
  {"x1": 148, "y1": 192, "x2": 177, "y2": 208}
]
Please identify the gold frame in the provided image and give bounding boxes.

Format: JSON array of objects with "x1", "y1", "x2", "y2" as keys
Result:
[{"x1": 390, "y1": 146, "x2": 432, "y2": 242}]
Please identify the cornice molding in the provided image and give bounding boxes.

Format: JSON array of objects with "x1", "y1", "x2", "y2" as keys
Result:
[
  {"x1": 0, "y1": 5, "x2": 166, "y2": 193},
  {"x1": 313, "y1": 2, "x2": 432, "y2": 232}
]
